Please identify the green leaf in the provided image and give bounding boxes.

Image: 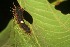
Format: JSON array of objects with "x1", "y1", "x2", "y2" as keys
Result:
[
  {"x1": 0, "y1": 19, "x2": 15, "y2": 47},
  {"x1": 0, "y1": 0, "x2": 70, "y2": 47},
  {"x1": 17, "y1": 0, "x2": 70, "y2": 47}
]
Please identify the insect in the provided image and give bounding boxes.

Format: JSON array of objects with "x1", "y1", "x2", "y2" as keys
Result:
[{"x1": 12, "y1": 3, "x2": 31, "y2": 34}]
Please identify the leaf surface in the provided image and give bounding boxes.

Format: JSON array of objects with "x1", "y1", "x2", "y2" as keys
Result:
[
  {"x1": 17, "y1": 0, "x2": 70, "y2": 47},
  {"x1": 0, "y1": 0, "x2": 70, "y2": 47}
]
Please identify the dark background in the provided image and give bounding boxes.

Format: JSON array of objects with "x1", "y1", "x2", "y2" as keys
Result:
[
  {"x1": 55, "y1": 0, "x2": 70, "y2": 14},
  {"x1": 0, "y1": 0, "x2": 19, "y2": 32},
  {"x1": 0, "y1": 0, "x2": 33, "y2": 32},
  {"x1": 0, "y1": 0, "x2": 70, "y2": 32}
]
